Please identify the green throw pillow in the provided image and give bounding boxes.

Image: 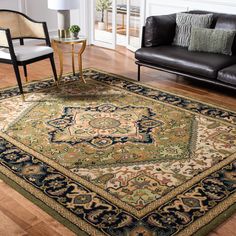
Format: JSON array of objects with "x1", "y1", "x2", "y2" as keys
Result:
[
  {"x1": 189, "y1": 28, "x2": 236, "y2": 55},
  {"x1": 173, "y1": 13, "x2": 213, "y2": 47}
]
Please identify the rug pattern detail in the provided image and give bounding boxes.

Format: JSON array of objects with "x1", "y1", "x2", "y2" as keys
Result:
[{"x1": 0, "y1": 69, "x2": 235, "y2": 236}]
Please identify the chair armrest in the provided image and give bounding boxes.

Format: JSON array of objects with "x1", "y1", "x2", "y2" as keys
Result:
[
  {"x1": 0, "y1": 28, "x2": 18, "y2": 62},
  {"x1": 0, "y1": 28, "x2": 10, "y2": 47},
  {"x1": 144, "y1": 13, "x2": 176, "y2": 47}
]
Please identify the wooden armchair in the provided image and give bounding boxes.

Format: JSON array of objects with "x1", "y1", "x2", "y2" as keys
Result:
[{"x1": 0, "y1": 10, "x2": 58, "y2": 100}]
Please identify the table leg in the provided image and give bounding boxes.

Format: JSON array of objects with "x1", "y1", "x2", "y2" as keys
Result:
[
  {"x1": 72, "y1": 44, "x2": 75, "y2": 76},
  {"x1": 78, "y1": 41, "x2": 86, "y2": 83},
  {"x1": 53, "y1": 41, "x2": 63, "y2": 80}
]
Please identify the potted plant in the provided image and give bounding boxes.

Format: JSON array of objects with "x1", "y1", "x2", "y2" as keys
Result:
[
  {"x1": 69, "y1": 25, "x2": 80, "y2": 39},
  {"x1": 96, "y1": 0, "x2": 112, "y2": 30}
]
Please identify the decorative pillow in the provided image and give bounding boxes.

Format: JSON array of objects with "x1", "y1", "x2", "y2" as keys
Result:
[
  {"x1": 188, "y1": 28, "x2": 236, "y2": 55},
  {"x1": 173, "y1": 13, "x2": 213, "y2": 47}
]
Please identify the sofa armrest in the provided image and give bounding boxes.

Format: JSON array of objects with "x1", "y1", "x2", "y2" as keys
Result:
[{"x1": 144, "y1": 14, "x2": 176, "y2": 47}]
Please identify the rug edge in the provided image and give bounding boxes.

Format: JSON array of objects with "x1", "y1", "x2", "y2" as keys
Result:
[
  {"x1": 194, "y1": 203, "x2": 236, "y2": 236},
  {"x1": 87, "y1": 67, "x2": 236, "y2": 113},
  {"x1": 0, "y1": 172, "x2": 89, "y2": 236},
  {"x1": 2, "y1": 167, "x2": 234, "y2": 236}
]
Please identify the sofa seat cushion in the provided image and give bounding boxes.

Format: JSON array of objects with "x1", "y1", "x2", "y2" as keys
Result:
[
  {"x1": 135, "y1": 46, "x2": 236, "y2": 79},
  {"x1": 0, "y1": 45, "x2": 53, "y2": 62},
  {"x1": 218, "y1": 65, "x2": 236, "y2": 85}
]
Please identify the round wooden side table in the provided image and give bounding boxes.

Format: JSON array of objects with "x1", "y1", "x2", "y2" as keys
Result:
[{"x1": 52, "y1": 37, "x2": 87, "y2": 83}]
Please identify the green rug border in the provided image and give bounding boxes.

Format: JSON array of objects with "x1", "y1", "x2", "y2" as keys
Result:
[
  {"x1": 0, "y1": 69, "x2": 235, "y2": 235},
  {"x1": 1, "y1": 169, "x2": 235, "y2": 236},
  {"x1": 88, "y1": 67, "x2": 236, "y2": 113},
  {"x1": 194, "y1": 202, "x2": 236, "y2": 236},
  {"x1": 0, "y1": 171, "x2": 88, "y2": 236},
  {"x1": 0, "y1": 67, "x2": 235, "y2": 114}
]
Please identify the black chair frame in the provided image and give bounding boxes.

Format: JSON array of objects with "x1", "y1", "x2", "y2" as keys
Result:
[{"x1": 0, "y1": 9, "x2": 58, "y2": 99}]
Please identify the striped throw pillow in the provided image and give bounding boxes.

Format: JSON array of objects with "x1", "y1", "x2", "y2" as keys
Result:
[{"x1": 173, "y1": 13, "x2": 213, "y2": 47}]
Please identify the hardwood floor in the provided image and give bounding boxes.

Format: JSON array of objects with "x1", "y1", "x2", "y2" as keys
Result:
[{"x1": 0, "y1": 45, "x2": 235, "y2": 236}]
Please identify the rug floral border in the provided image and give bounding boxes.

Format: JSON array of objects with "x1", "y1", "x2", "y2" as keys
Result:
[{"x1": 0, "y1": 68, "x2": 235, "y2": 236}]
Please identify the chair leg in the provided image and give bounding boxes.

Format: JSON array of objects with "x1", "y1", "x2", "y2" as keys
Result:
[
  {"x1": 23, "y1": 65, "x2": 28, "y2": 83},
  {"x1": 138, "y1": 64, "x2": 141, "y2": 81},
  {"x1": 12, "y1": 63, "x2": 25, "y2": 101},
  {"x1": 49, "y1": 54, "x2": 58, "y2": 86}
]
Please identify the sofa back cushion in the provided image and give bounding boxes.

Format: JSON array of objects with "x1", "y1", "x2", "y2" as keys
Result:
[
  {"x1": 143, "y1": 10, "x2": 236, "y2": 54},
  {"x1": 215, "y1": 15, "x2": 236, "y2": 54},
  {"x1": 188, "y1": 10, "x2": 220, "y2": 27}
]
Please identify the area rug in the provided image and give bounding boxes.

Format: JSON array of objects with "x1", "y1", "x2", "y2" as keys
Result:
[{"x1": 0, "y1": 68, "x2": 235, "y2": 236}]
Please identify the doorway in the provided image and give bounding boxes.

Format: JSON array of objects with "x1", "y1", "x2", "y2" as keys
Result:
[{"x1": 91, "y1": 0, "x2": 146, "y2": 51}]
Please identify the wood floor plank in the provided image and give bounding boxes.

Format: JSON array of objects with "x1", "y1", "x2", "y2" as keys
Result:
[
  {"x1": 0, "y1": 210, "x2": 28, "y2": 236},
  {"x1": 0, "y1": 194, "x2": 40, "y2": 230},
  {"x1": 0, "y1": 181, "x2": 61, "y2": 223},
  {"x1": 26, "y1": 222, "x2": 67, "y2": 236},
  {"x1": 41, "y1": 217, "x2": 76, "y2": 236},
  {"x1": 0, "y1": 45, "x2": 235, "y2": 236}
]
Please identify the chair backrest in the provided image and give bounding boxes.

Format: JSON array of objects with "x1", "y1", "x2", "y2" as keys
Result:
[{"x1": 0, "y1": 10, "x2": 45, "y2": 39}]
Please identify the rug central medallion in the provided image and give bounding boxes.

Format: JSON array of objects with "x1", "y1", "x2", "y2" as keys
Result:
[{"x1": 47, "y1": 104, "x2": 162, "y2": 148}]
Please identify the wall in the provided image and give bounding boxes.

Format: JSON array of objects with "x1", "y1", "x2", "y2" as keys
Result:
[
  {"x1": 0, "y1": 0, "x2": 22, "y2": 11},
  {"x1": 146, "y1": 0, "x2": 236, "y2": 17},
  {"x1": 0, "y1": 0, "x2": 87, "y2": 37},
  {"x1": 24, "y1": 0, "x2": 57, "y2": 34},
  {"x1": 2, "y1": 0, "x2": 236, "y2": 45}
]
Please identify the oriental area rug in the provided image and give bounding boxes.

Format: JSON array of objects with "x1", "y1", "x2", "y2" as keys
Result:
[{"x1": 0, "y1": 68, "x2": 235, "y2": 236}]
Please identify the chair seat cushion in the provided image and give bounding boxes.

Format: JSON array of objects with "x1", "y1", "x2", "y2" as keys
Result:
[
  {"x1": 135, "y1": 46, "x2": 236, "y2": 79},
  {"x1": 0, "y1": 45, "x2": 53, "y2": 61},
  {"x1": 217, "y1": 65, "x2": 236, "y2": 85}
]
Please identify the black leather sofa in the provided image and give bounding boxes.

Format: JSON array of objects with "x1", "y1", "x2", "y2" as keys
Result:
[{"x1": 135, "y1": 11, "x2": 236, "y2": 90}]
